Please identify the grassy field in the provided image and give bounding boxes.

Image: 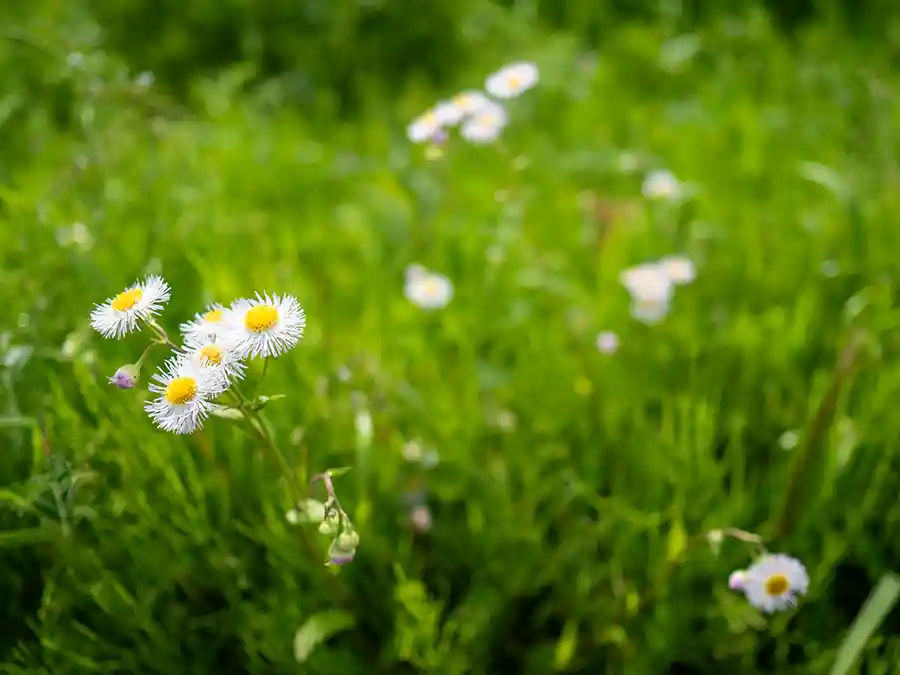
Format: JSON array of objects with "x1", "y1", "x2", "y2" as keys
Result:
[{"x1": 3, "y1": 6, "x2": 900, "y2": 674}]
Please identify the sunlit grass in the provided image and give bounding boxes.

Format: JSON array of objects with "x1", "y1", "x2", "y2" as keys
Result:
[{"x1": 2, "y1": 10, "x2": 900, "y2": 674}]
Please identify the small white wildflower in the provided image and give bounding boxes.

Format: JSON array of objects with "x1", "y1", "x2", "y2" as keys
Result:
[
  {"x1": 450, "y1": 90, "x2": 492, "y2": 116},
  {"x1": 657, "y1": 255, "x2": 696, "y2": 285},
  {"x1": 460, "y1": 101, "x2": 508, "y2": 145},
  {"x1": 642, "y1": 169, "x2": 682, "y2": 201},
  {"x1": 90, "y1": 275, "x2": 171, "y2": 339},
  {"x1": 619, "y1": 264, "x2": 674, "y2": 324},
  {"x1": 742, "y1": 553, "x2": 809, "y2": 613},
  {"x1": 405, "y1": 269, "x2": 454, "y2": 309},
  {"x1": 180, "y1": 303, "x2": 228, "y2": 344},
  {"x1": 433, "y1": 100, "x2": 465, "y2": 126},
  {"x1": 485, "y1": 61, "x2": 539, "y2": 99},
  {"x1": 145, "y1": 354, "x2": 224, "y2": 434},
  {"x1": 180, "y1": 335, "x2": 246, "y2": 389},
  {"x1": 407, "y1": 109, "x2": 442, "y2": 144},
  {"x1": 223, "y1": 292, "x2": 306, "y2": 360},
  {"x1": 595, "y1": 331, "x2": 620, "y2": 354}
]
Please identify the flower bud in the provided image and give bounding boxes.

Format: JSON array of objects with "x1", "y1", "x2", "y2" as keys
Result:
[
  {"x1": 327, "y1": 539, "x2": 356, "y2": 566},
  {"x1": 728, "y1": 570, "x2": 747, "y2": 591},
  {"x1": 337, "y1": 530, "x2": 360, "y2": 551},
  {"x1": 108, "y1": 363, "x2": 140, "y2": 389}
]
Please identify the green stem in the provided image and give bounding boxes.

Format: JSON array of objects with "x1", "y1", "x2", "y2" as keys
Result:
[{"x1": 144, "y1": 318, "x2": 176, "y2": 348}]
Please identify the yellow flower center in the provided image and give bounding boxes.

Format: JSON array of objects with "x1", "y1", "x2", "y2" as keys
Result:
[
  {"x1": 422, "y1": 278, "x2": 442, "y2": 297},
  {"x1": 203, "y1": 309, "x2": 223, "y2": 323},
  {"x1": 199, "y1": 345, "x2": 223, "y2": 365},
  {"x1": 111, "y1": 287, "x2": 142, "y2": 312},
  {"x1": 245, "y1": 305, "x2": 278, "y2": 332},
  {"x1": 164, "y1": 376, "x2": 197, "y2": 405},
  {"x1": 764, "y1": 573, "x2": 790, "y2": 597},
  {"x1": 507, "y1": 73, "x2": 522, "y2": 88},
  {"x1": 453, "y1": 94, "x2": 469, "y2": 107}
]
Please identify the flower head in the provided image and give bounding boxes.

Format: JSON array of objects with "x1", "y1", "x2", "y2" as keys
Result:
[
  {"x1": 642, "y1": 169, "x2": 682, "y2": 201},
  {"x1": 657, "y1": 255, "x2": 696, "y2": 286},
  {"x1": 180, "y1": 335, "x2": 246, "y2": 389},
  {"x1": 404, "y1": 268, "x2": 454, "y2": 309},
  {"x1": 223, "y1": 292, "x2": 306, "y2": 360},
  {"x1": 741, "y1": 553, "x2": 809, "y2": 613},
  {"x1": 145, "y1": 353, "x2": 224, "y2": 434},
  {"x1": 596, "y1": 331, "x2": 620, "y2": 354},
  {"x1": 485, "y1": 61, "x2": 539, "y2": 99},
  {"x1": 180, "y1": 303, "x2": 227, "y2": 344},
  {"x1": 90, "y1": 275, "x2": 170, "y2": 339},
  {"x1": 620, "y1": 264, "x2": 674, "y2": 324},
  {"x1": 407, "y1": 109, "x2": 443, "y2": 144},
  {"x1": 460, "y1": 101, "x2": 508, "y2": 145},
  {"x1": 451, "y1": 90, "x2": 492, "y2": 116}
]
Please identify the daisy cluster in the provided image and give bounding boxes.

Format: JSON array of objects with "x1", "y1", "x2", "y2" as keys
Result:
[
  {"x1": 90, "y1": 275, "x2": 305, "y2": 434},
  {"x1": 407, "y1": 61, "x2": 539, "y2": 147}
]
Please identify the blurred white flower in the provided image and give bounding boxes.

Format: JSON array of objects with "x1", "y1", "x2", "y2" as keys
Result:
[
  {"x1": 741, "y1": 554, "x2": 809, "y2": 613},
  {"x1": 642, "y1": 169, "x2": 682, "y2": 201},
  {"x1": 401, "y1": 441, "x2": 423, "y2": 462},
  {"x1": 619, "y1": 264, "x2": 674, "y2": 324},
  {"x1": 407, "y1": 109, "x2": 442, "y2": 144},
  {"x1": 596, "y1": 331, "x2": 620, "y2": 354},
  {"x1": 461, "y1": 101, "x2": 508, "y2": 144},
  {"x1": 657, "y1": 255, "x2": 696, "y2": 285},
  {"x1": 432, "y1": 100, "x2": 465, "y2": 126},
  {"x1": 404, "y1": 268, "x2": 454, "y2": 309},
  {"x1": 485, "y1": 61, "x2": 539, "y2": 99},
  {"x1": 451, "y1": 90, "x2": 492, "y2": 116}
]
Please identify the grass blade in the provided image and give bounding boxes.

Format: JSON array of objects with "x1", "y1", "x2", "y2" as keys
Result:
[{"x1": 830, "y1": 572, "x2": 900, "y2": 675}]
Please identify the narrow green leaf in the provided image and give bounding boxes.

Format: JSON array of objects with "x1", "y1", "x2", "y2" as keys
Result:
[
  {"x1": 210, "y1": 407, "x2": 245, "y2": 421},
  {"x1": 0, "y1": 416, "x2": 36, "y2": 429},
  {"x1": 0, "y1": 488, "x2": 32, "y2": 511},
  {"x1": 293, "y1": 610, "x2": 356, "y2": 663},
  {"x1": 553, "y1": 619, "x2": 579, "y2": 671},
  {"x1": 0, "y1": 527, "x2": 55, "y2": 548},
  {"x1": 830, "y1": 572, "x2": 900, "y2": 675}
]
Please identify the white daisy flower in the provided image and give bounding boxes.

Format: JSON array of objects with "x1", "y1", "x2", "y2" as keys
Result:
[
  {"x1": 90, "y1": 275, "x2": 171, "y2": 339},
  {"x1": 223, "y1": 292, "x2": 306, "y2": 360},
  {"x1": 432, "y1": 100, "x2": 465, "y2": 126},
  {"x1": 742, "y1": 553, "x2": 809, "y2": 613},
  {"x1": 180, "y1": 303, "x2": 227, "y2": 344},
  {"x1": 407, "y1": 109, "x2": 442, "y2": 144},
  {"x1": 485, "y1": 61, "x2": 539, "y2": 99},
  {"x1": 451, "y1": 90, "x2": 493, "y2": 116},
  {"x1": 657, "y1": 255, "x2": 696, "y2": 285},
  {"x1": 460, "y1": 101, "x2": 508, "y2": 145},
  {"x1": 145, "y1": 354, "x2": 224, "y2": 434},
  {"x1": 405, "y1": 269, "x2": 454, "y2": 309},
  {"x1": 642, "y1": 169, "x2": 682, "y2": 201},
  {"x1": 596, "y1": 331, "x2": 620, "y2": 354},
  {"x1": 620, "y1": 264, "x2": 674, "y2": 324},
  {"x1": 180, "y1": 335, "x2": 246, "y2": 388}
]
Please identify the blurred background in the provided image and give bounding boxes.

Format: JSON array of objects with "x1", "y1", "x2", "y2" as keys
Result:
[{"x1": 4, "y1": 0, "x2": 900, "y2": 673}]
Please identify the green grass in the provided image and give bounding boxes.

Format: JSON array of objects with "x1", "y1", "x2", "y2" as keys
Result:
[{"x1": 3, "y1": 8, "x2": 900, "y2": 675}]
